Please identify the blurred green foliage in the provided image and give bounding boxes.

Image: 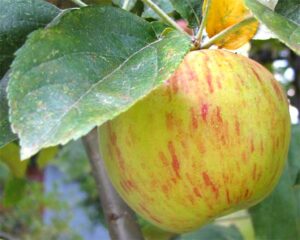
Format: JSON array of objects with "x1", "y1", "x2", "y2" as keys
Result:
[{"x1": 0, "y1": 178, "x2": 81, "y2": 239}]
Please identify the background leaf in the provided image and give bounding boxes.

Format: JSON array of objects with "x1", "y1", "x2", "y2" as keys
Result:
[
  {"x1": 249, "y1": 124, "x2": 300, "y2": 240},
  {"x1": 142, "y1": 0, "x2": 174, "y2": 19},
  {"x1": 0, "y1": 161, "x2": 10, "y2": 182},
  {"x1": 177, "y1": 224, "x2": 244, "y2": 240},
  {"x1": 245, "y1": 0, "x2": 300, "y2": 54},
  {"x1": 275, "y1": 0, "x2": 300, "y2": 24},
  {"x1": 170, "y1": 0, "x2": 202, "y2": 29},
  {"x1": 288, "y1": 124, "x2": 300, "y2": 183},
  {"x1": 206, "y1": 0, "x2": 259, "y2": 49},
  {"x1": 0, "y1": 72, "x2": 16, "y2": 148},
  {"x1": 8, "y1": 6, "x2": 191, "y2": 159},
  {"x1": 138, "y1": 217, "x2": 176, "y2": 240},
  {"x1": 249, "y1": 166, "x2": 300, "y2": 239},
  {"x1": 2, "y1": 177, "x2": 27, "y2": 207},
  {"x1": 0, "y1": 0, "x2": 60, "y2": 77}
]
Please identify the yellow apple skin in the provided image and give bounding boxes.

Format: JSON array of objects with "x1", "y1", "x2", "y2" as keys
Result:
[{"x1": 99, "y1": 50, "x2": 291, "y2": 233}]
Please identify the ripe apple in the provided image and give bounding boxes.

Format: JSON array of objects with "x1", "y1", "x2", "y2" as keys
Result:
[
  {"x1": 99, "y1": 49, "x2": 291, "y2": 233},
  {"x1": 176, "y1": 19, "x2": 193, "y2": 35}
]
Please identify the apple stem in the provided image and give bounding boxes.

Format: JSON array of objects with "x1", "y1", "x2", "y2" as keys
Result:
[
  {"x1": 200, "y1": 16, "x2": 257, "y2": 49},
  {"x1": 194, "y1": 0, "x2": 212, "y2": 49},
  {"x1": 70, "y1": 0, "x2": 87, "y2": 7},
  {"x1": 82, "y1": 129, "x2": 144, "y2": 240},
  {"x1": 140, "y1": 0, "x2": 191, "y2": 38}
]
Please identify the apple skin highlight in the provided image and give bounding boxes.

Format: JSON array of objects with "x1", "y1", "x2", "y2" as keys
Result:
[{"x1": 99, "y1": 50, "x2": 291, "y2": 233}]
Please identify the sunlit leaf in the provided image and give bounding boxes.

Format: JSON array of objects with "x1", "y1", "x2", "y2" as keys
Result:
[
  {"x1": 245, "y1": 0, "x2": 300, "y2": 54},
  {"x1": 206, "y1": 0, "x2": 259, "y2": 49},
  {"x1": 8, "y1": 6, "x2": 191, "y2": 159}
]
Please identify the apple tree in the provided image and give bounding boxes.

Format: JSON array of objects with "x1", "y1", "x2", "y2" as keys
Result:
[{"x1": 0, "y1": 0, "x2": 300, "y2": 239}]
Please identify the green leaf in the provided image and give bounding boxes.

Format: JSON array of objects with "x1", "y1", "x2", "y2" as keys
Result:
[
  {"x1": 0, "y1": 72, "x2": 16, "y2": 148},
  {"x1": 250, "y1": 125, "x2": 300, "y2": 240},
  {"x1": 249, "y1": 125, "x2": 300, "y2": 240},
  {"x1": 53, "y1": 140, "x2": 107, "y2": 225},
  {"x1": 249, "y1": 166, "x2": 300, "y2": 239},
  {"x1": 170, "y1": 0, "x2": 202, "y2": 28},
  {"x1": 87, "y1": 0, "x2": 112, "y2": 5},
  {"x1": 178, "y1": 224, "x2": 244, "y2": 240},
  {"x1": 288, "y1": 125, "x2": 300, "y2": 183},
  {"x1": 288, "y1": 125, "x2": 300, "y2": 223},
  {"x1": 112, "y1": 0, "x2": 137, "y2": 10},
  {"x1": 142, "y1": 0, "x2": 174, "y2": 19},
  {"x1": 8, "y1": 6, "x2": 191, "y2": 159},
  {"x1": 245, "y1": 0, "x2": 300, "y2": 54},
  {"x1": 53, "y1": 141, "x2": 90, "y2": 178},
  {"x1": 0, "y1": 143, "x2": 29, "y2": 178},
  {"x1": 139, "y1": 217, "x2": 176, "y2": 240},
  {"x1": 275, "y1": 0, "x2": 300, "y2": 24},
  {"x1": 2, "y1": 177, "x2": 27, "y2": 207},
  {"x1": 0, "y1": 161, "x2": 10, "y2": 182},
  {"x1": 0, "y1": 0, "x2": 60, "y2": 77},
  {"x1": 151, "y1": 22, "x2": 170, "y2": 36}
]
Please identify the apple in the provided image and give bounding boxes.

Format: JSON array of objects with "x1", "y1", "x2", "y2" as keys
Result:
[
  {"x1": 176, "y1": 19, "x2": 193, "y2": 35},
  {"x1": 99, "y1": 49, "x2": 291, "y2": 233}
]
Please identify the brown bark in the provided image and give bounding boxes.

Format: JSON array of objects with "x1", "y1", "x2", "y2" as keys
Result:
[
  {"x1": 0, "y1": 231, "x2": 19, "y2": 240},
  {"x1": 82, "y1": 129, "x2": 144, "y2": 240}
]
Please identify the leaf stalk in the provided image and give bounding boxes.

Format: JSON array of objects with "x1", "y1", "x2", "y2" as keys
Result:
[
  {"x1": 200, "y1": 16, "x2": 256, "y2": 49},
  {"x1": 194, "y1": 0, "x2": 212, "y2": 48},
  {"x1": 140, "y1": 0, "x2": 190, "y2": 38}
]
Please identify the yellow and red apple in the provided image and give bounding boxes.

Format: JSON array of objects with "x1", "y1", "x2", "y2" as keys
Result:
[{"x1": 99, "y1": 50, "x2": 291, "y2": 233}]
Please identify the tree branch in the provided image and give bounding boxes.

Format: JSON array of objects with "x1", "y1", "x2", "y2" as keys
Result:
[
  {"x1": 140, "y1": 0, "x2": 190, "y2": 38},
  {"x1": 82, "y1": 128, "x2": 144, "y2": 240},
  {"x1": 0, "y1": 231, "x2": 19, "y2": 240}
]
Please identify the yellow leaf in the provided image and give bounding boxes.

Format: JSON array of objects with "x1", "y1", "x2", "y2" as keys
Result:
[{"x1": 205, "y1": 0, "x2": 259, "y2": 49}]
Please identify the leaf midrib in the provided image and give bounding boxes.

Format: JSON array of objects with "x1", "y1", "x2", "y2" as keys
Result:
[{"x1": 19, "y1": 35, "x2": 177, "y2": 151}]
